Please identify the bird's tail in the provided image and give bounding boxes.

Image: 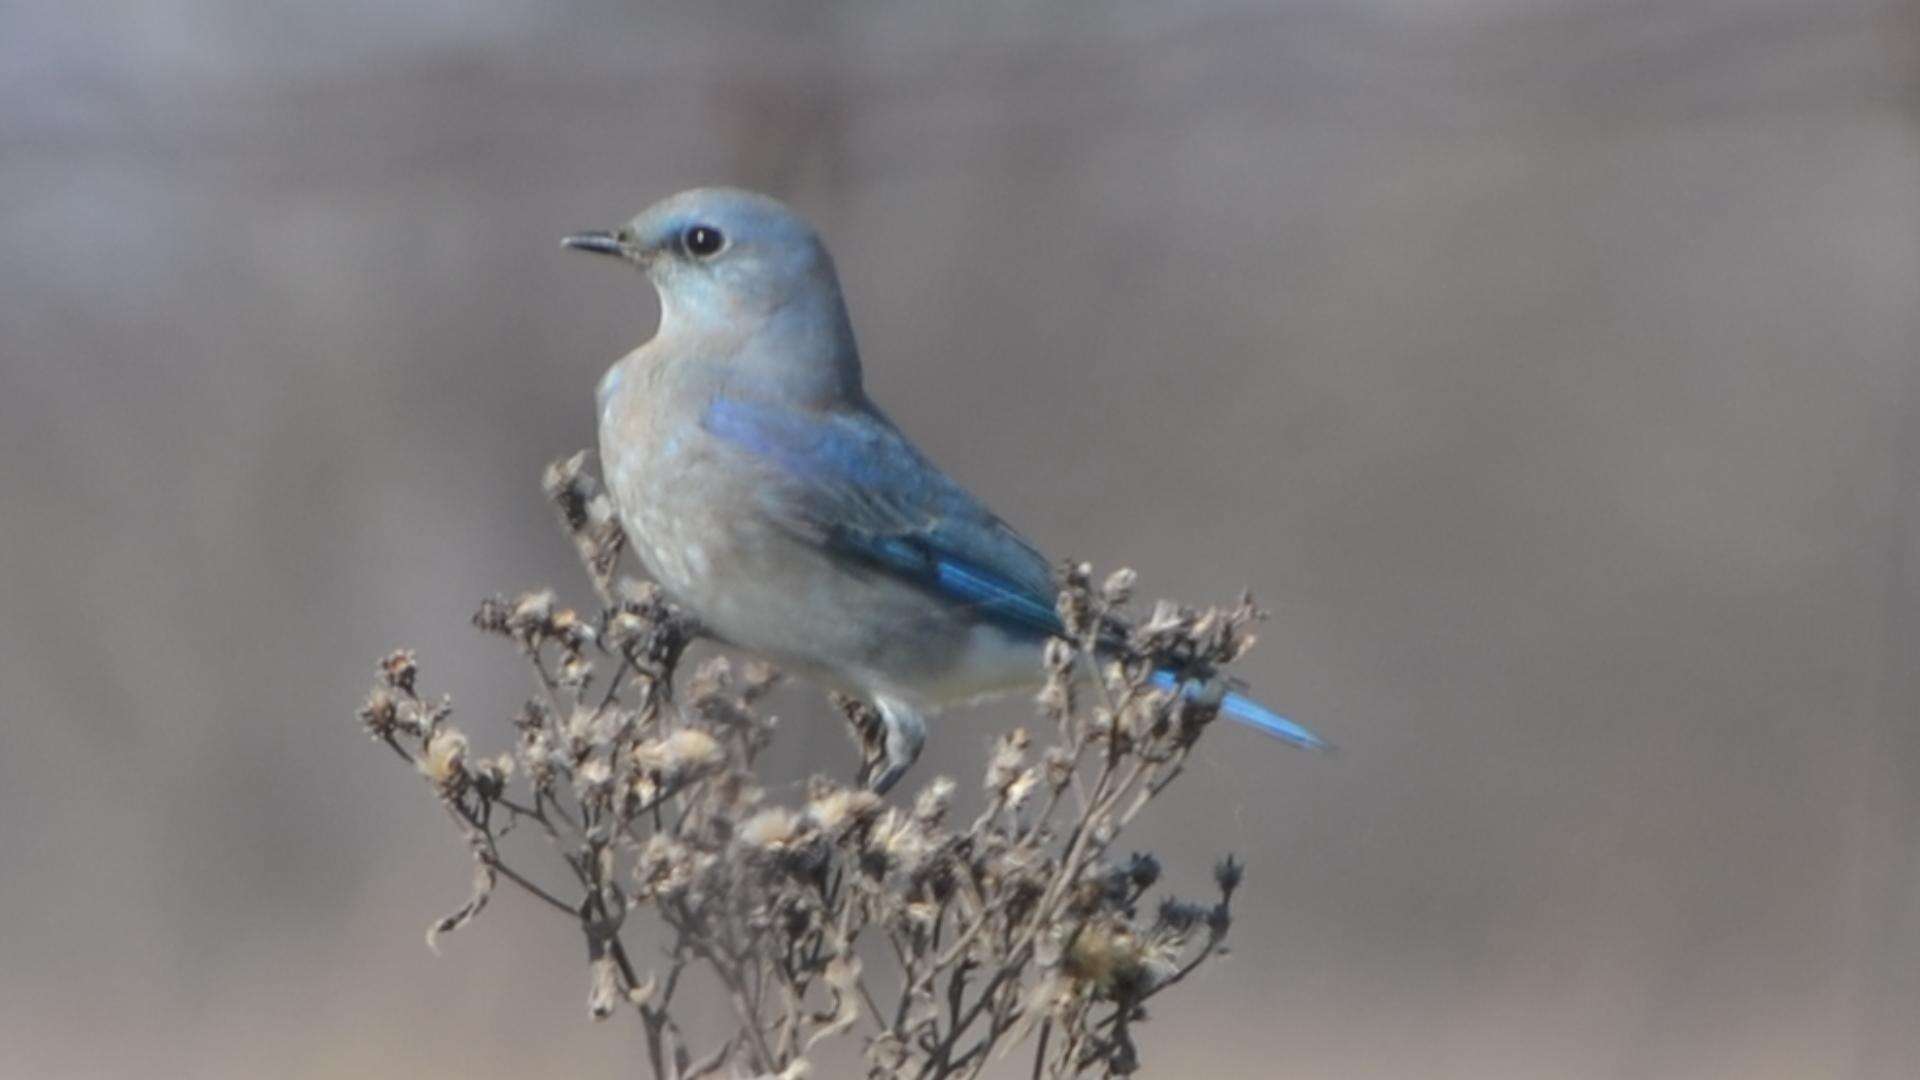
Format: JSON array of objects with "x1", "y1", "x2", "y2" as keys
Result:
[{"x1": 1148, "y1": 670, "x2": 1330, "y2": 751}]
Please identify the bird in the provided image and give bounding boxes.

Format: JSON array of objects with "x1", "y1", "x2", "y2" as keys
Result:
[{"x1": 563, "y1": 187, "x2": 1326, "y2": 793}]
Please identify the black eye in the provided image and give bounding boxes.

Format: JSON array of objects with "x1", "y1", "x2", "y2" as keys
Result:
[{"x1": 682, "y1": 225, "x2": 724, "y2": 257}]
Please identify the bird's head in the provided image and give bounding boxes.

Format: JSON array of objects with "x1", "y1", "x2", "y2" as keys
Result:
[{"x1": 564, "y1": 188, "x2": 844, "y2": 340}]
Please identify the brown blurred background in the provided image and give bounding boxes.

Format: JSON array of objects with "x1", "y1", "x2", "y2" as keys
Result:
[{"x1": 4, "y1": 2, "x2": 1917, "y2": 1077}]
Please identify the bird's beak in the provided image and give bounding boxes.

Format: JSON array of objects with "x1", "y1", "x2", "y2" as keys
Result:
[{"x1": 561, "y1": 231, "x2": 630, "y2": 259}]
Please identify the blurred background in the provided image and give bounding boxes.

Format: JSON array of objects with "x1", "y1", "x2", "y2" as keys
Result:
[{"x1": 4, "y1": 2, "x2": 1917, "y2": 1077}]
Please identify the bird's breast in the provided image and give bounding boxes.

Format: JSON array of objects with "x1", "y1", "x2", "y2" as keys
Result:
[{"x1": 602, "y1": 409, "x2": 717, "y2": 592}]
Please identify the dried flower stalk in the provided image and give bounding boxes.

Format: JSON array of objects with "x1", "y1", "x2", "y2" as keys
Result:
[{"x1": 357, "y1": 453, "x2": 1269, "y2": 1078}]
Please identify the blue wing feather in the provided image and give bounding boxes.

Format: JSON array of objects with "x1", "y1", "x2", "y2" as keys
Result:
[
  {"x1": 705, "y1": 396, "x2": 1062, "y2": 635},
  {"x1": 703, "y1": 396, "x2": 1326, "y2": 749}
]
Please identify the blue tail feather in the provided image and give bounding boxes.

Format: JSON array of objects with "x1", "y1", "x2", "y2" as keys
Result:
[{"x1": 1148, "y1": 670, "x2": 1329, "y2": 751}]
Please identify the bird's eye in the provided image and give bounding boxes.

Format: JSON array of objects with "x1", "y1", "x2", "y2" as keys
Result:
[{"x1": 682, "y1": 225, "x2": 725, "y2": 258}]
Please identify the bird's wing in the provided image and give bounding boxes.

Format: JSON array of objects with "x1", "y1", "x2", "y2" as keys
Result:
[
  {"x1": 700, "y1": 397, "x2": 1328, "y2": 750},
  {"x1": 702, "y1": 396, "x2": 1065, "y2": 638}
]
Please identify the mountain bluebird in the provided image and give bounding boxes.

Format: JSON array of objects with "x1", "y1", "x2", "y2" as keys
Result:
[{"x1": 564, "y1": 188, "x2": 1326, "y2": 792}]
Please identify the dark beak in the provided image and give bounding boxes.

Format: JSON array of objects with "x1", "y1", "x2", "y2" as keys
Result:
[{"x1": 561, "y1": 231, "x2": 628, "y2": 258}]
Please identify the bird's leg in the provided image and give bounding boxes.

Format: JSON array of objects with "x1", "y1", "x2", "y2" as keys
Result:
[{"x1": 868, "y1": 698, "x2": 926, "y2": 795}]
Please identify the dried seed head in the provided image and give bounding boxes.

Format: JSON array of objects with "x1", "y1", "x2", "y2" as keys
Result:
[
  {"x1": 550, "y1": 606, "x2": 594, "y2": 650},
  {"x1": 379, "y1": 649, "x2": 418, "y2": 693},
  {"x1": 400, "y1": 693, "x2": 440, "y2": 734},
  {"x1": 520, "y1": 729, "x2": 560, "y2": 789},
  {"x1": 562, "y1": 706, "x2": 597, "y2": 747},
  {"x1": 473, "y1": 753, "x2": 513, "y2": 799},
  {"x1": 1057, "y1": 563, "x2": 1097, "y2": 638},
  {"x1": 1207, "y1": 901, "x2": 1232, "y2": 937},
  {"x1": 633, "y1": 727, "x2": 725, "y2": 780},
  {"x1": 1042, "y1": 745, "x2": 1076, "y2": 789},
  {"x1": 617, "y1": 577, "x2": 662, "y2": 610},
  {"x1": 806, "y1": 786, "x2": 882, "y2": 836},
  {"x1": 1036, "y1": 675, "x2": 1072, "y2": 720},
  {"x1": 985, "y1": 729, "x2": 1030, "y2": 795},
  {"x1": 572, "y1": 756, "x2": 614, "y2": 803},
  {"x1": 1064, "y1": 561, "x2": 1092, "y2": 590},
  {"x1": 358, "y1": 687, "x2": 399, "y2": 738},
  {"x1": 1221, "y1": 609, "x2": 1260, "y2": 661},
  {"x1": 472, "y1": 596, "x2": 512, "y2": 635},
  {"x1": 901, "y1": 900, "x2": 938, "y2": 935},
  {"x1": 1127, "y1": 852, "x2": 1163, "y2": 891},
  {"x1": 1101, "y1": 566, "x2": 1138, "y2": 607},
  {"x1": 867, "y1": 808, "x2": 933, "y2": 871},
  {"x1": 737, "y1": 807, "x2": 805, "y2": 853},
  {"x1": 1121, "y1": 687, "x2": 1174, "y2": 743},
  {"x1": 1043, "y1": 637, "x2": 1076, "y2": 674},
  {"x1": 1191, "y1": 609, "x2": 1222, "y2": 648},
  {"x1": 543, "y1": 451, "x2": 595, "y2": 527},
  {"x1": 688, "y1": 655, "x2": 734, "y2": 699},
  {"x1": 557, "y1": 652, "x2": 592, "y2": 689},
  {"x1": 1214, "y1": 854, "x2": 1244, "y2": 895},
  {"x1": 1155, "y1": 897, "x2": 1208, "y2": 933},
  {"x1": 1063, "y1": 920, "x2": 1150, "y2": 997},
  {"x1": 866, "y1": 1032, "x2": 913, "y2": 1074},
  {"x1": 513, "y1": 698, "x2": 549, "y2": 734},
  {"x1": 507, "y1": 590, "x2": 555, "y2": 636},
  {"x1": 1141, "y1": 599, "x2": 1186, "y2": 638},
  {"x1": 912, "y1": 776, "x2": 956, "y2": 829},
  {"x1": 420, "y1": 726, "x2": 469, "y2": 794},
  {"x1": 606, "y1": 611, "x2": 646, "y2": 651},
  {"x1": 634, "y1": 834, "x2": 702, "y2": 899},
  {"x1": 1004, "y1": 768, "x2": 1039, "y2": 810},
  {"x1": 739, "y1": 661, "x2": 782, "y2": 700}
]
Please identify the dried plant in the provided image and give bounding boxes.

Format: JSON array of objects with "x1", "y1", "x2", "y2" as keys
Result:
[{"x1": 357, "y1": 453, "x2": 1272, "y2": 1078}]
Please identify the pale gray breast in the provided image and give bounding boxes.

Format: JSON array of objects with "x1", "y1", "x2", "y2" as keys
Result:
[
  {"x1": 598, "y1": 357, "x2": 786, "y2": 611},
  {"x1": 598, "y1": 358, "x2": 707, "y2": 598}
]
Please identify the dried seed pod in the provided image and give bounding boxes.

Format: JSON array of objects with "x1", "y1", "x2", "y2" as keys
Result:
[{"x1": 379, "y1": 648, "x2": 418, "y2": 693}]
